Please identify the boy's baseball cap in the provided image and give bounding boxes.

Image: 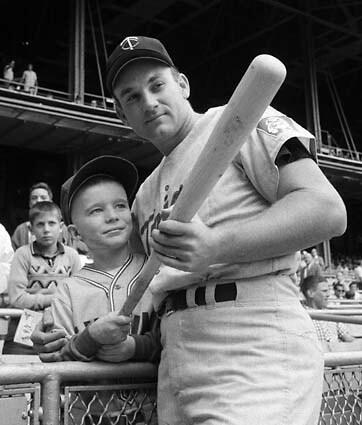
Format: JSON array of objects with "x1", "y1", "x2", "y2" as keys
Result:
[
  {"x1": 61, "y1": 155, "x2": 138, "y2": 225},
  {"x1": 106, "y1": 36, "x2": 174, "y2": 93}
]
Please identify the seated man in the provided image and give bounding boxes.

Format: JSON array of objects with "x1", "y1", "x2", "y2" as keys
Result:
[
  {"x1": 301, "y1": 275, "x2": 354, "y2": 352},
  {"x1": 346, "y1": 281, "x2": 361, "y2": 300},
  {"x1": 333, "y1": 282, "x2": 346, "y2": 300}
]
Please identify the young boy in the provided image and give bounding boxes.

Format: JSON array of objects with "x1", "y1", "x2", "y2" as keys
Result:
[
  {"x1": 7, "y1": 201, "x2": 80, "y2": 354},
  {"x1": 12, "y1": 182, "x2": 54, "y2": 250},
  {"x1": 8, "y1": 201, "x2": 81, "y2": 310},
  {"x1": 45, "y1": 155, "x2": 160, "y2": 365},
  {"x1": 40, "y1": 156, "x2": 159, "y2": 424}
]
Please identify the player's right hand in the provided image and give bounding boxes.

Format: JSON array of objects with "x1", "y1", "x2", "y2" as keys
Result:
[{"x1": 31, "y1": 309, "x2": 67, "y2": 362}]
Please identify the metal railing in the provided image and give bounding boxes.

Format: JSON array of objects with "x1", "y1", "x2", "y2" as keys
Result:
[
  {"x1": 0, "y1": 359, "x2": 158, "y2": 425},
  {"x1": 0, "y1": 78, "x2": 115, "y2": 112},
  {"x1": 1, "y1": 354, "x2": 362, "y2": 425}
]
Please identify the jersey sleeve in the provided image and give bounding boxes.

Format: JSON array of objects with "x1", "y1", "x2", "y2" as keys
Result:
[{"x1": 235, "y1": 107, "x2": 316, "y2": 204}]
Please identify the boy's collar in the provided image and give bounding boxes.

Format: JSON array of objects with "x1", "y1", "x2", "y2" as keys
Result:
[{"x1": 31, "y1": 241, "x2": 65, "y2": 257}]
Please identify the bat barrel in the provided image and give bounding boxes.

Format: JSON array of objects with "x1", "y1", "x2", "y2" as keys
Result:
[{"x1": 171, "y1": 55, "x2": 286, "y2": 222}]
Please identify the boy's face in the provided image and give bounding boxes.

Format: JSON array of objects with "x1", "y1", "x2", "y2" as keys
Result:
[
  {"x1": 29, "y1": 188, "x2": 51, "y2": 208},
  {"x1": 113, "y1": 61, "x2": 191, "y2": 153},
  {"x1": 31, "y1": 212, "x2": 62, "y2": 248},
  {"x1": 70, "y1": 180, "x2": 132, "y2": 253}
]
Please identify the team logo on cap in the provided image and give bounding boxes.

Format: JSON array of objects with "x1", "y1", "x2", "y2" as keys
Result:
[{"x1": 120, "y1": 37, "x2": 139, "y2": 50}]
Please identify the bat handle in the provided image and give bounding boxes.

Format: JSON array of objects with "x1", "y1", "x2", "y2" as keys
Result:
[{"x1": 118, "y1": 251, "x2": 161, "y2": 316}]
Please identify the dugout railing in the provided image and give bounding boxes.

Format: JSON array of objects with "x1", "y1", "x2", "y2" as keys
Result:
[
  {"x1": 2, "y1": 305, "x2": 362, "y2": 425},
  {"x1": 0, "y1": 354, "x2": 362, "y2": 425}
]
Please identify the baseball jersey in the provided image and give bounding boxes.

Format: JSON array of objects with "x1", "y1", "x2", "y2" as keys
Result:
[
  {"x1": 51, "y1": 252, "x2": 152, "y2": 338},
  {"x1": 8, "y1": 242, "x2": 81, "y2": 310},
  {"x1": 132, "y1": 105, "x2": 315, "y2": 303}
]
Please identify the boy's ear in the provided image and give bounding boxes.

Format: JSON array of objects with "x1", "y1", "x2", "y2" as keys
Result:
[{"x1": 68, "y1": 224, "x2": 83, "y2": 241}]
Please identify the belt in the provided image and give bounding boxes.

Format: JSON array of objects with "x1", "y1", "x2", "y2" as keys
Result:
[{"x1": 158, "y1": 282, "x2": 237, "y2": 317}]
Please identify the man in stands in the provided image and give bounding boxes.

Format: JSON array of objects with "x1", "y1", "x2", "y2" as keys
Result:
[
  {"x1": 333, "y1": 282, "x2": 346, "y2": 300},
  {"x1": 301, "y1": 275, "x2": 354, "y2": 351}
]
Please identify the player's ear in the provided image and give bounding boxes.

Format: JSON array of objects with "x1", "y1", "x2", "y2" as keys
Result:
[
  {"x1": 178, "y1": 73, "x2": 190, "y2": 99},
  {"x1": 115, "y1": 99, "x2": 128, "y2": 124},
  {"x1": 68, "y1": 224, "x2": 83, "y2": 242}
]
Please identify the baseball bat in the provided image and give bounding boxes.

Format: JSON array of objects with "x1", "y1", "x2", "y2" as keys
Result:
[{"x1": 119, "y1": 54, "x2": 287, "y2": 316}]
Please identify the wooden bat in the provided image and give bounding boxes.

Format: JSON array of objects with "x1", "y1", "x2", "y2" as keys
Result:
[{"x1": 119, "y1": 54, "x2": 287, "y2": 316}]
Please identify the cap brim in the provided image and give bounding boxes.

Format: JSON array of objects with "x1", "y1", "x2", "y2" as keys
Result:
[{"x1": 61, "y1": 155, "x2": 138, "y2": 225}]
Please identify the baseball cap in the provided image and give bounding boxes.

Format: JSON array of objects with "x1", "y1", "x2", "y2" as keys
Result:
[
  {"x1": 106, "y1": 36, "x2": 174, "y2": 93},
  {"x1": 61, "y1": 155, "x2": 138, "y2": 225}
]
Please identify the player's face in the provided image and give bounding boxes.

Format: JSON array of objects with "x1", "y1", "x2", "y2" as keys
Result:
[
  {"x1": 113, "y1": 61, "x2": 194, "y2": 154},
  {"x1": 31, "y1": 212, "x2": 61, "y2": 248},
  {"x1": 29, "y1": 188, "x2": 51, "y2": 208},
  {"x1": 70, "y1": 181, "x2": 133, "y2": 253},
  {"x1": 313, "y1": 281, "x2": 330, "y2": 309}
]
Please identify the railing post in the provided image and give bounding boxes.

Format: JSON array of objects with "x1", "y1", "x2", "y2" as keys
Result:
[{"x1": 42, "y1": 374, "x2": 61, "y2": 425}]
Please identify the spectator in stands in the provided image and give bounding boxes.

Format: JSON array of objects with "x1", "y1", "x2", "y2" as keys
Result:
[
  {"x1": 0, "y1": 222, "x2": 14, "y2": 306},
  {"x1": 346, "y1": 281, "x2": 361, "y2": 300},
  {"x1": 8, "y1": 201, "x2": 81, "y2": 311},
  {"x1": 333, "y1": 282, "x2": 345, "y2": 300},
  {"x1": 5, "y1": 201, "x2": 80, "y2": 355},
  {"x1": 3, "y1": 60, "x2": 15, "y2": 88},
  {"x1": 11, "y1": 182, "x2": 69, "y2": 250},
  {"x1": 334, "y1": 270, "x2": 349, "y2": 291},
  {"x1": 301, "y1": 275, "x2": 354, "y2": 351},
  {"x1": 353, "y1": 259, "x2": 362, "y2": 282},
  {"x1": 21, "y1": 63, "x2": 38, "y2": 95},
  {"x1": 311, "y1": 247, "x2": 325, "y2": 270},
  {"x1": 300, "y1": 251, "x2": 322, "y2": 284}
]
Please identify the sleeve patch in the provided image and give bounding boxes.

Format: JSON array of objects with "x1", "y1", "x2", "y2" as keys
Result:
[{"x1": 257, "y1": 116, "x2": 298, "y2": 136}]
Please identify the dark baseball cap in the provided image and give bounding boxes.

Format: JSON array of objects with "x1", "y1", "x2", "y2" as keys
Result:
[
  {"x1": 61, "y1": 155, "x2": 138, "y2": 225},
  {"x1": 106, "y1": 36, "x2": 174, "y2": 93}
]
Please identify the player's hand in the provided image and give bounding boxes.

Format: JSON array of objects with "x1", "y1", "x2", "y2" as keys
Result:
[
  {"x1": 150, "y1": 209, "x2": 217, "y2": 272},
  {"x1": 96, "y1": 336, "x2": 136, "y2": 363},
  {"x1": 31, "y1": 309, "x2": 67, "y2": 362},
  {"x1": 88, "y1": 312, "x2": 131, "y2": 345}
]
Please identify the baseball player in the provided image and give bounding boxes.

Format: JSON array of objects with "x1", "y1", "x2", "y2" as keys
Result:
[{"x1": 34, "y1": 36, "x2": 347, "y2": 425}]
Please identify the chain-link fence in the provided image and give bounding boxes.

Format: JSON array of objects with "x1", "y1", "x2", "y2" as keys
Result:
[{"x1": 2, "y1": 354, "x2": 362, "y2": 424}]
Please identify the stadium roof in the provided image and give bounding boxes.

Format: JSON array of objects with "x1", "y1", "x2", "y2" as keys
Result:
[{"x1": 1, "y1": 0, "x2": 361, "y2": 153}]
